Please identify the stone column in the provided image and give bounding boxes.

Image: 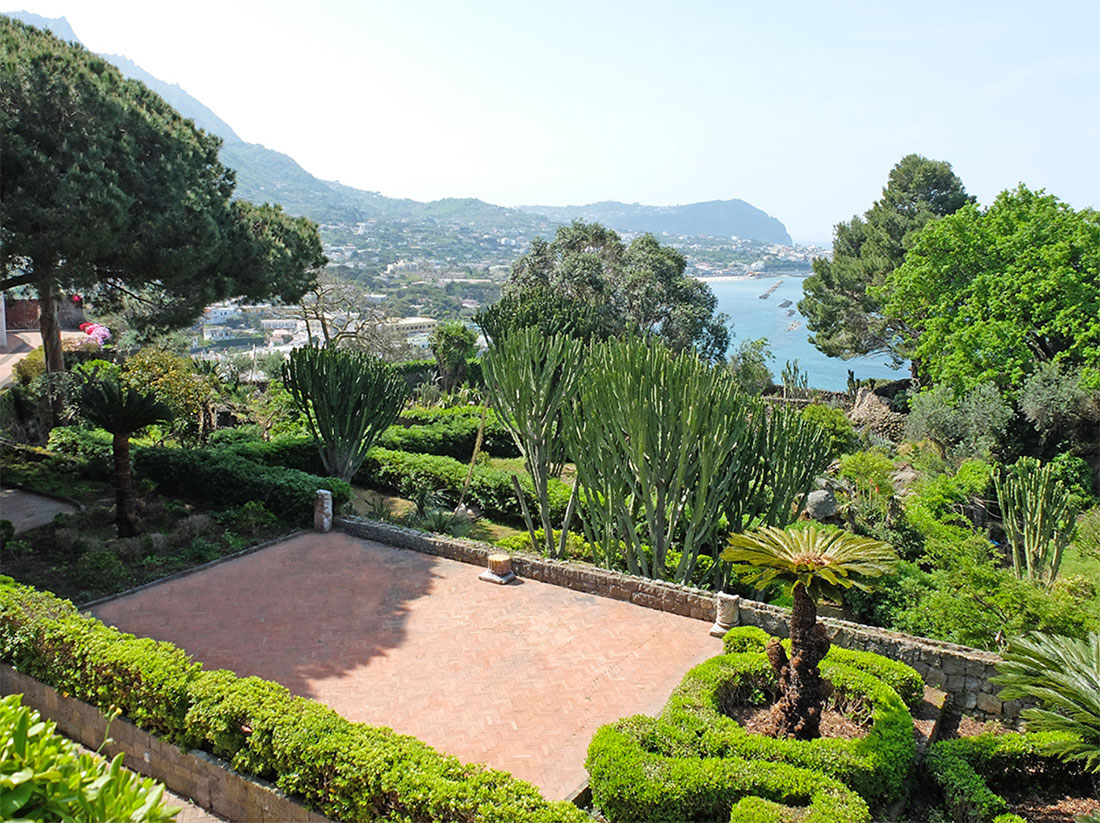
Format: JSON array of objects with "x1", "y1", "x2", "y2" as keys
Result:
[
  {"x1": 710, "y1": 592, "x2": 740, "y2": 637},
  {"x1": 479, "y1": 552, "x2": 516, "y2": 585},
  {"x1": 314, "y1": 490, "x2": 333, "y2": 533}
]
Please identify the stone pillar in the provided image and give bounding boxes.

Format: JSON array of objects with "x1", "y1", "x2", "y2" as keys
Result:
[
  {"x1": 710, "y1": 592, "x2": 740, "y2": 637},
  {"x1": 479, "y1": 552, "x2": 516, "y2": 585},
  {"x1": 314, "y1": 490, "x2": 333, "y2": 533}
]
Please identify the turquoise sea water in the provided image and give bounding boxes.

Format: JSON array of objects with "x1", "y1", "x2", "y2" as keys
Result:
[{"x1": 705, "y1": 274, "x2": 907, "y2": 391}]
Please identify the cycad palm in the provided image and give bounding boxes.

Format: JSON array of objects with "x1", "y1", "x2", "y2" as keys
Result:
[
  {"x1": 994, "y1": 632, "x2": 1100, "y2": 772},
  {"x1": 81, "y1": 380, "x2": 172, "y2": 537},
  {"x1": 722, "y1": 526, "x2": 897, "y2": 739}
]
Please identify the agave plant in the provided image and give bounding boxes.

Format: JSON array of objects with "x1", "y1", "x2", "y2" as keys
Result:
[
  {"x1": 722, "y1": 526, "x2": 897, "y2": 739},
  {"x1": 80, "y1": 379, "x2": 172, "y2": 537},
  {"x1": 994, "y1": 632, "x2": 1100, "y2": 772}
]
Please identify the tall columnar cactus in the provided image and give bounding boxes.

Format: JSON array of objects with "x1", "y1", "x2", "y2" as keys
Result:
[
  {"x1": 994, "y1": 457, "x2": 1078, "y2": 587},
  {"x1": 483, "y1": 329, "x2": 586, "y2": 558},
  {"x1": 283, "y1": 345, "x2": 407, "y2": 482},
  {"x1": 565, "y1": 338, "x2": 752, "y2": 582}
]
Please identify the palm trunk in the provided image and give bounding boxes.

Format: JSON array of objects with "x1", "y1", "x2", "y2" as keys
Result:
[
  {"x1": 113, "y1": 432, "x2": 139, "y2": 537},
  {"x1": 767, "y1": 582, "x2": 831, "y2": 740}
]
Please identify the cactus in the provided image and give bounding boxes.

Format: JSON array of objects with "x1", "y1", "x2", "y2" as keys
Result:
[
  {"x1": 483, "y1": 329, "x2": 587, "y2": 558},
  {"x1": 282, "y1": 345, "x2": 407, "y2": 482},
  {"x1": 565, "y1": 338, "x2": 752, "y2": 583},
  {"x1": 994, "y1": 457, "x2": 1079, "y2": 587}
]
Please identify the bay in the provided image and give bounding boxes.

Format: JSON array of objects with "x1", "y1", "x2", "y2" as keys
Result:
[{"x1": 704, "y1": 273, "x2": 907, "y2": 392}]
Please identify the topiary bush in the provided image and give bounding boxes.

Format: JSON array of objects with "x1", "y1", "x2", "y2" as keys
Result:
[
  {"x1": 586, "y1": 627, "x2": 918, "y2": 821},
  {"x1": 0, "y1": 578, "x2": 587, "y2": 823},
  {"x1": 925, "y1": 731, "x2": 1082, "y2": 823}
]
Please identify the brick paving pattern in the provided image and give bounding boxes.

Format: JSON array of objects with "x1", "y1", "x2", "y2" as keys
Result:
[{"x1": 94, "y1": 531, "x2": 722, "y2": 800}]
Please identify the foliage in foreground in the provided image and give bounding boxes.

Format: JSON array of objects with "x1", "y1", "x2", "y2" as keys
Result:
[
  {"x1": 0, "y1": 578, "x2": 587, "y2": 823},
  {"x1": 994, "y1": 631, "x2": 1100, "y2": 772},
  {"x1": 586, "y1": 627, "x2": 917, "y2": 822},
  {"x1": 0, "y1": 693, "x2": 180, "y2": 822}
]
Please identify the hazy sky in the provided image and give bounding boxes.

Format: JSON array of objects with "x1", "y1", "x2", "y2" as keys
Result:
[{"x1": 8, "y1": 0, "x2": 1100, "y2": 243}]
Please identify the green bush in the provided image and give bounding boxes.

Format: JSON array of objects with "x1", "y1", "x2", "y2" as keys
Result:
[
  {"x1": 0, "y1": 578, "x2": 587, "y2": 823},
  {"x1": 380, "y1": 415, "x2": 519, "y2": 459},
  {"x1": 586, "y1": 630, "x2": 917, "y2": 821},
  {"x1": 0, "y1": 694, "x2": 180, "y2": 822},
  {"x1": 46, "y1": 426, "x2": 114, "y2": 474},
  {"x1": 720, "y1": 627, "x2": 924, "y2": 710},
  {"x1": 134, "y1": 447, "x2": 350, "y2": 525},
  {"x1": 359, "y1": 448, "x2": 572, "y2": 527},
  {"x1": 925, "y1": 731, "x2": 1081, "y2": 822},
  {"x1": 801, "y1": 404, "x2": 857, "y2": 458}
]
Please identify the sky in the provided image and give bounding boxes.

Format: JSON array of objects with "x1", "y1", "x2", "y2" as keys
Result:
[{"x1": 7, "y1": 0, "x2": 1099, "y2": 243}]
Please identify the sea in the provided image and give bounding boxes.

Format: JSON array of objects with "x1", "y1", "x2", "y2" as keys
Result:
[{"x1": 704, "y1": 273, "x2": 907, "y2": 392}]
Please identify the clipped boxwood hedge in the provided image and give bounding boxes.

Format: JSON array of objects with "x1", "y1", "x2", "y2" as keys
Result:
[
  {"x1": 0, "y1": 578, "x2": 588, "y2": 823},
  {"x1": 925, "y1": 731, "x2": 1082, "y2": 823},
  {"x1": 586, "y1": 627, "x2": 918, "y2": 821},
  {"x1": 134, "y1": 447, "x2": 350, "y2": 526},
  {"x1": 380, "y1": 414, "x2": 519, "y2": 459}
]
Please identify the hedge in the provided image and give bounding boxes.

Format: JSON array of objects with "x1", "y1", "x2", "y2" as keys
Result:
[
  {"x1": 134, "y1": 447, "x2": 350, "y2": 525},
  {"x1": 586, "y1": 628, "x2": 918, "y2": 821},
  {"x1": 925, "y1": 731, "x2": 1082, "y2": 823},
  {"x1": 380, "y1": 414, "x2": 519, "y2": 459},
  {"x1": 720, "y1": 626, "x2": 925, "y2": 711},
  {"x1": 0, "y1": 694, "x2": 179, "y2": 823},
  {"x1": 0, "y1": 578, "x2": 588, "y2": 823}
]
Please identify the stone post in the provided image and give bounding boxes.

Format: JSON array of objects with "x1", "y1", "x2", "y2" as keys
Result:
[
  {"x1": 314, "y1": 490, "x2": 333, "y2": 533},
  {"x1": 710, "y1": 592, "x2": 740, "y2": 637},
  {"x1": 479, "y1": 552, "x2": 516, "y2": 585}
]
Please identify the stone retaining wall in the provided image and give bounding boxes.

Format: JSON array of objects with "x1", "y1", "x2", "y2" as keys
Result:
[
  {"x1": 1, "y1": 664, "x2": 330, "y2": 823},
  {"x1": 336, "y1": 516, "x2": 1017, "y2": 720}
]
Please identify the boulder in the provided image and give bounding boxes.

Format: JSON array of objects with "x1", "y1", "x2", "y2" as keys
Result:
[{"x1": 804, "y1": 489, "x2": 838, "y2": 520}]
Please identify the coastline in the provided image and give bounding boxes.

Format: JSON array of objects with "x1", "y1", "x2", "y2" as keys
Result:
[{"x1": 692, "y1": 271, "x2": 810, "y2": 283}]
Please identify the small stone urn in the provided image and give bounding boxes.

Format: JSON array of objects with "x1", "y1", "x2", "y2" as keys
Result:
[{"x1": 479, "y1": 552, "x2": 516, "y2": 585}]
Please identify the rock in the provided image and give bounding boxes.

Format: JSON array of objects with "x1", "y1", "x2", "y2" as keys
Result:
[
  {"x1": 804, "y1": 489, "x2": 837, "y2": 520},
  {"x1": 847, "y1": 387, "x2": 907, "y2": 442}
]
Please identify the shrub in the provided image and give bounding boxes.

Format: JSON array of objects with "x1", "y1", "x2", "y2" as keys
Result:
[
  {"x1": 0, "y1": 579, "x2": 586, "y2": 823},
  {"x1": 801, "y1": 404, "x2": 857, "y2": 458},
  {"x1": 925, "y1": 732, "x2": 1081, "y2": 823},
  {"x1": 586, "y1": 629, "x2": 916, "y2": 821},
  {"x1": 904, "y1": 383, "x2": 1013, "y2": 462},
  {"x1": 13, "y1": 346, "x2": 47, "y2": 385},
  {"x1": 379, "y1": 415, "x2": 519, "y2": 459},
  {"x1": 0, "y1": 694, "x2": 180, "y2": 822},
  {"x1": 47, "y1": 426, "x2": 114, "y2": 474},
  {"x1": 134, "y1": 447, "x2": 350, "y2": 525}
]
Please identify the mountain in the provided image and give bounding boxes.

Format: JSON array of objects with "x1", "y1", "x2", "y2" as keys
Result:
[
  {"x1": 518, "y1": 200, "x2": 792, "y2": 245},
  {"x1": 3, "y1": 11, "x2": 793, "y2": 245}
]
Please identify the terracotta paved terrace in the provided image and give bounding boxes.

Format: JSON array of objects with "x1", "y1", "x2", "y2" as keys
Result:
[{"x1": 93, "y1": 531, "x2": 723, "y2": 799}]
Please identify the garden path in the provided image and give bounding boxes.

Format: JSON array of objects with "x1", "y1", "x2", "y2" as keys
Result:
[
  {"x1": 92, "y1": 531, "x2": 723, "y2": 800},
  {"x1": 0, "y1": 487, "x2": 79, "y2": 533}
]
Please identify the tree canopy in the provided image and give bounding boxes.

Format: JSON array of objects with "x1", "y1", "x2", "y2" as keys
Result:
[
  {"x1": 882, "y1": 185, "x2": 1100, "y2": 394},
  {"x1": 477, "y1": 220, "x2": 729, "y2": 361},
  {"x1": 0, "y1": 17, "x2": 325, "y2": 371},
  {"x1": 799, "y1": 154, "x2": 973, "y2": 363}
]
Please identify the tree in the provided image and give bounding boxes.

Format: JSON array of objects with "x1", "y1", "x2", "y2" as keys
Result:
[
  {"x1": 294, "y1": 274, "x2": 412, "y2": 361},
  {"x1": 480, "y1": 221, "x2": 729, "y2": 360},
  {"x1": 0, "y1": 19, "x2": 325, "y2": 380},
  {"x1": 79, "y1": 380, "x2": 172, "y2": 537},
  {"x1": 799, "y1": 154, "x2": 973, "y2": 364},
  {"x1": 994, "y1": 632, "x2": 1100, "y2": 772},
  {"x1": 722, "y1": 526, "x2": 896, "y2": 739},
  {"x1": 883, "y1": 185, "x2": 1100, "y2": 394},
  {"x1": 282, "y1": 346, "x2": 407, "y2": 482},
  {"x1": 430, "y1": 322, "x2": 477, "y2": 393}
]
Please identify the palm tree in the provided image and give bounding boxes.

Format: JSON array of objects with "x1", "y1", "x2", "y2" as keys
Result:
[
  {"x1": 81, "y1": 380, "x2": 172, "y2": 537},
  {"x1": 994, "y1": 632, "x2": 1100, "y2": 772},
  {"x1": 722, "y1": 526, "x2": 897, "y2": 739}
]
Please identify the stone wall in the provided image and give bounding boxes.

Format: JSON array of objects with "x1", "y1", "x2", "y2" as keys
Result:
[
  {"x1": 1, "y1": 664, "x2": 330, "y2": 823},
  {"x1": 336, "y1": 516, "x2": 1017, "y2": 720}
]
